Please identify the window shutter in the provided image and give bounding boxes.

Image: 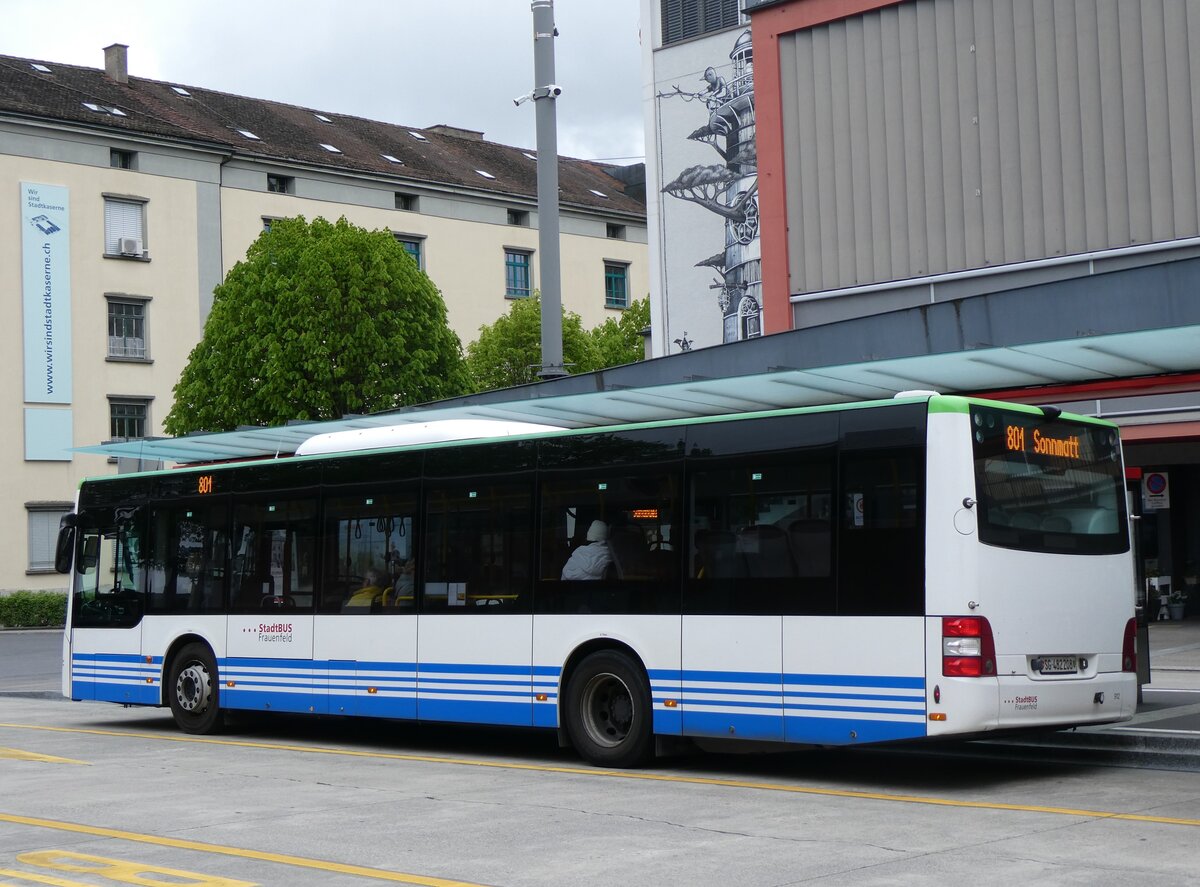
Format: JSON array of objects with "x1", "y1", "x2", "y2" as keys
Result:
[
  {"x1": 28, "y1": 510, "x2": 65, "y2": 571},
  {"x1": 104, "y1": 199, "x2": 143, "y2": 254}
]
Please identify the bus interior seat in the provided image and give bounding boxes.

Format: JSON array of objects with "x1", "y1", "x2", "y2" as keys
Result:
[
  {"x1": 1041, "y1": 516, "x2": 1071, "y2": 533},
  {"x1": 1009, "y1": 512, "x2": 1039, "y2": 530},
  {"x1": 787, "y1": 519, "x2": 831, "y2": 577},
  {"x1": 609, "y1": 525, "x2": 650, "y2": 579},
  {"x1": 694, "y1": 529, "x2": 741, "y2": 578},
  {"x1": 737, "y1": 524, "x2": 795, "y2": 577}
]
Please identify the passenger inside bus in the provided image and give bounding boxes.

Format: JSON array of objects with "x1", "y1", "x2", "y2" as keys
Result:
[
  {"x1": 561, "y1": 520, "x2": 613, "y2": 580},
  {"x1": 389, "y1": 559, "x2": 416, "y2": 606},
  {"x1": 345, "y1": 568, "x2": 385, "y2": 610}
]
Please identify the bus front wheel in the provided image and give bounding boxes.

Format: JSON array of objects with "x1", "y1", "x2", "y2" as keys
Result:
[
  {"x1": 168, "y1": 642, "x2": 223, "y2": 734},
  {"x1": 565, "y1": 650, "x2": 653, "y2": 768}
]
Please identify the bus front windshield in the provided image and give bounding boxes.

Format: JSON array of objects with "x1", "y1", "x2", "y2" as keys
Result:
[{"x1": 970, "y1": 406, "x2": 1128, "y2": 556}]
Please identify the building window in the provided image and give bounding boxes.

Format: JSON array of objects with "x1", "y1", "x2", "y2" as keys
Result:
[
  {"x1": 661, "y1": 0, "x2": 741, "y2": 45},
  {"x1": 262, "y1": 217, "x2": 277, "y2": 232},
  {"x1": 109, "y1": 398, "x2": 149, "y2": 440},
  {"x1": 110, "y1": 149, "x2": 136, "y2": 169},
  {"x1": 604, "y1": 263, "x2": 629, "y2": 309},
  {"x1": 107, "y1": 297, "x2": 148, "y2": 359},
  {"x1": 395, "y1": 192, "x2": 419, "y2": 211},
  {"x1": 27, "y1": 504, "x2": 71, "y2": 573},
  {"x1": 507, "y1": 209, "x2": 530, "y2": 227},
  {"x1": 103, "y1": 196, "x2": 146, "y2": 257},
  {"x1": 606, "y1": 223, "x2": 626, "y2": 240},
  {"x1": 394, "y1": 234, "x2": 423, "y2": 268},
  {"x1": 505, "y1": 249, "x2": 533, "y2": 298},
  {"x1": 267, "y1": 174, "x2": 294, "y2": 194}
]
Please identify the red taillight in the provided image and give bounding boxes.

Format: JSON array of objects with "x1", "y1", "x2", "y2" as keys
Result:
[
  {"x1": 1122, "y1": 617, "x2": 1137, "y2": 673},
  {"x1": 942, "y1": 615, "x2": 997, "y2": 677}
]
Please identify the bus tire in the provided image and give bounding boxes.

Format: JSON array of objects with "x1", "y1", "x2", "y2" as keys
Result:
[
  {"x1": 168, "y1": 642, "x2": 223, "y2": 734},
  {"x1": 565, "y1": 650, "x2": 653, "y2": 768}
]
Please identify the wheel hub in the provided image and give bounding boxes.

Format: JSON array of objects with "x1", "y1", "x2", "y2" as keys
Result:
[{"x1": 176, "y1": 663, "x2": 210, "y2": 712}]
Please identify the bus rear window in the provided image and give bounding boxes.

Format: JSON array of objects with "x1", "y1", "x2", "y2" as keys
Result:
[{"x1": 970, "y1": 406, "x2": 1128, "y2": 555}]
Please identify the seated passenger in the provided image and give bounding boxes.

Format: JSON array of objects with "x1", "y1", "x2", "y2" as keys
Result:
[
  {"x1": 346, "y1": 568, "x2": 385, "y2": 608},
  {"x1": 387, "y1": 559, "x2": 416, "y2": 606},
  {"x1": 561, "y1": 520, "x2": 613, "y2": 581}
]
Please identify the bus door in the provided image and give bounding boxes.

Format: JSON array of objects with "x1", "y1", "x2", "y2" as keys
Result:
[
  {"x1": 224, "y1": 495, "x2": 318, "y2": 714},
  {"x1": 67, "y1": 504, "x2": 150, "y2": 704},
  {"x1": 316, "y1": 489, "x2": 420, "y2": 720},
  {"x1": 684, "y1": 466, "x2": 801, "y2": 744},
  {"x1": 418, "y1": 474, "x2": 535, "y2": 728}
]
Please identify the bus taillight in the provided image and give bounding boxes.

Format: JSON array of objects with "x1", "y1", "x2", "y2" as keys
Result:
[
  {"x1": 1122, "y1": 617, "x2": 1137, "y2": 673},
  {"x1": 942, "y1": 616, "x2": 997, "y2": 677}
]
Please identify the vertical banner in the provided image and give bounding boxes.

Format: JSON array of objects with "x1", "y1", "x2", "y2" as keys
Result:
[{"x1": 21, "y1": 182, "x2": 72, "y2": 404}]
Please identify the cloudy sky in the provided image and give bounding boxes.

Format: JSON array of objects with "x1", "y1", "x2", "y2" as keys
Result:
[{"x1": 0, "y1": 0, "x2": 647, "y2": 163}]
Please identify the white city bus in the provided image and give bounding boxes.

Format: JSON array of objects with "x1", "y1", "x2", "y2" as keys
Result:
[{"x1": 56, "y1": 393, "x2": 1138, "y2": 767}]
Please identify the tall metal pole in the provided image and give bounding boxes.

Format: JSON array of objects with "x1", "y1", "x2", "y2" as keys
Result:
[{"x1": 531, "y1": 0, "x2": 566, "y2": 379}]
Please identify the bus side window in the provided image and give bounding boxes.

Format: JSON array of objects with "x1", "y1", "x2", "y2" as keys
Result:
[
  {"x1": 839, "y1": 449, "x2": 924, "y2": 616},
  {"x1": 422, "y1": 482, "x2": 533, "y2": 613},
  {"x1": 322, "y1": 490, "x2": 418, "y2": 614},
  {"x1": 147, "y1": 502, "x2": 228, "y2": 615},
  {"x1": 230, "y1": 497, "x2": 317, "y2": 614}
]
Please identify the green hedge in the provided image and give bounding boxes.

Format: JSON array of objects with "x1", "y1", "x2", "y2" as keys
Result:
[{"x1": 0, "y1": 591, "x2": 68, "y2": 628}]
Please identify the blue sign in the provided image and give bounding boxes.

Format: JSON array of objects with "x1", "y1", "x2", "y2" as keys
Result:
[{"x1": 21, "y1": 182, "x2": 72, "y2": 404}]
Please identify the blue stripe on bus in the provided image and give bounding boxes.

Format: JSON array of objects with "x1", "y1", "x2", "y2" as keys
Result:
[
  {"x1": 784, "y1": 715, "x2": 928, "y2": 745},
  {"x1": 76, "y1": 680, "x2": 159, "y2": 706},
  {"x1": 417, "y1": 698, "x2": 531, "y2": 727}
]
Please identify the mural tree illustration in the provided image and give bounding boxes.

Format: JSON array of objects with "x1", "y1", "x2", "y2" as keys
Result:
[{"x1": 657, "y1": 29, "x2": 762, "y2": 346}]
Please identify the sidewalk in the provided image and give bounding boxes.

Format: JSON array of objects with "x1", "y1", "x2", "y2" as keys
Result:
[{"x1": 1145, "y1": 618, "x2": 1200, "y2": 691}]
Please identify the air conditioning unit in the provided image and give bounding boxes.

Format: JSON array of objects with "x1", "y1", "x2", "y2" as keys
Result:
[{"x1": 118, "y1": 236, "x2": 142, "y2": 257}]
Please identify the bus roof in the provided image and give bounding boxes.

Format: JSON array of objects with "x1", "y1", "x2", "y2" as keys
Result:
[{"x1": 75, "y1": 393, "x2": 1117, "y2": 486}]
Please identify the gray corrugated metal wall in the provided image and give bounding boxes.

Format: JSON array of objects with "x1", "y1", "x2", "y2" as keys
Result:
[{"x1": 779, "y1": 0, "x2": 1200, "y2": 295}]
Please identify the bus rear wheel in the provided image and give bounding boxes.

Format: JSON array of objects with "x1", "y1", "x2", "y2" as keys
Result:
[
  {"x1": 565, "y1": 650, "x2": 653, "y2": 768},
  {"x1": 168, "y1": 642, "x2": 223, "y2": 734}
]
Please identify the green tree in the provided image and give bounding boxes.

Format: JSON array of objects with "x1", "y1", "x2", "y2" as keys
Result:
[
  {"x1": 466, "y1": 294, "x2": 602, "y2": 391},
  {"x1": 590, "y1": 296, "x2": 650, "y2": 367},
  {"x1": 165, "y1": 216, "x2": 468, "y2": 434}
]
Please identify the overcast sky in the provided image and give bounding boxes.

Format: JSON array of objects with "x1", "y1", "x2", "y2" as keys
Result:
[{"x1": 0, "y1": 0, "x2": 646, "y2": 164}]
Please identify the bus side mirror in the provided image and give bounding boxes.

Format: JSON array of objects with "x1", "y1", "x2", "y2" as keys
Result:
[{"x1": 54, "y1": 514, "x2": 76, "y2": 574}]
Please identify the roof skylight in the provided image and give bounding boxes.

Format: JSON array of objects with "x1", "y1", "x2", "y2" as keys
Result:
[
  {"x1": 589, "y1": 189, "x2": 609, "y2": 198},
  {"x1": 523, "y1": 152, "x2": 537, "y2": 161},
  {"x1": 319, "y1": 143, "x2": 342, "y2": 153},
  {"x1": 476, "y1": 170, "x2": 496, "y2": 180},
  {"x1": 31, "y1": 63, "x2": 52, "y2": 73},
  {"x1": 83, "y1": 102, "x2": 127, "y2": 117},
  {"x1": 314, "y1": 113, "x2": 333, "y2": 123},
  {"x1": 170, "y1": 86, "x2": 191, "y2": 96},
  {"x1": 408, "y1": 131, "x2": 428, "y2": 142},
  {"x1": 237, "y1": 129, "x2": 261, "y2": 140},
  {"x1": 381, "y1": 154, "x2": 403, "y2": 164}
]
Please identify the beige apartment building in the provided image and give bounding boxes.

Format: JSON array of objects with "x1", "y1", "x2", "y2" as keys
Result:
[{"x1": 2, "y1": 46, "x2": 647, "y2": 593}]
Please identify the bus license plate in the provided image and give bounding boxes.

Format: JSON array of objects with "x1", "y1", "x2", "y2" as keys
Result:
[{"x1": 1036, "y1": 656, "x2": 1078, "y2": 675}]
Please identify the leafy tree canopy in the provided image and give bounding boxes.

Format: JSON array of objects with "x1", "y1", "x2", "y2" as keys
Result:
[
  {"x1": 591, "y1": 296, "x2": 650, "y2": 368},
  {"x1": 465, "y1": 294, "x2": 602, "y2": 391},
  {"x1": 165, "y1": 216, "x2": 468, "y2": 435}
]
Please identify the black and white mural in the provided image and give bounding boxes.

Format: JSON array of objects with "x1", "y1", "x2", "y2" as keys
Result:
[{"x1": 655, "y1": 29, "x2": 760, "y2": 349}]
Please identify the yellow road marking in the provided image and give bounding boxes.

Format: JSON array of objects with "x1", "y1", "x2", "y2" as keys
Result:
[
  {"x1": 0, "y1": 814, "x2": 486, "y2": 887},
  {"x1": 17, "y1": 849, "x2": 255, "y2": 887},
  {"x1": 3, "y1": 721, "x2": 1200, "y2": 827},
  {"x1": 0, "y1": 747, "x2": 86, "y2": 765}
]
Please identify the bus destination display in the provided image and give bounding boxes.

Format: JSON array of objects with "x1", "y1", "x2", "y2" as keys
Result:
[{"x1": 1005, "y1": 425, "x2": 1081, "y2": 460}]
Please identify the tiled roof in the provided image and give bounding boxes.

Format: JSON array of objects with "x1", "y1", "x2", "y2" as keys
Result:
[{"x1": 0, "y1": 53, "x2": 645, "y2": 217}]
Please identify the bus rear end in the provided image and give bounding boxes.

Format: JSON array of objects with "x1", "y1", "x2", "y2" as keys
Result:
[{"x1": 924, "y1": 399, "x2": 1137, "y2": 736}]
